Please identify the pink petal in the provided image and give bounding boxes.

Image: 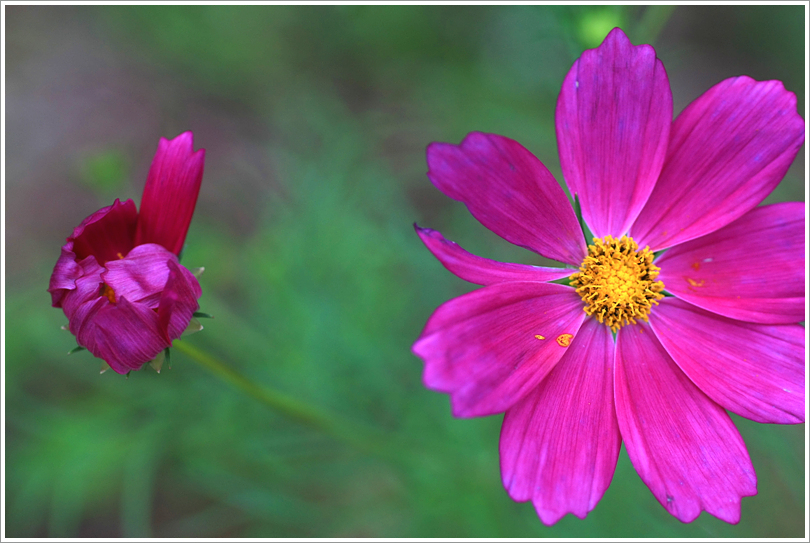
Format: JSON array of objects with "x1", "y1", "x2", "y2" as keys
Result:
[
  {"x1": 81, "y1": 297, "x2": 170, "y2": 374},
  {"x1": 158, "y1": 259, "x2": 203, "y2": 342},
  {"x1": 631, "y1": 77, "x2": 805, "y2": 250},
  {"x1": 415, "y1": 225, "x2": 575, "y2": 285},
  {"x1": 556, "y1": 27, "x2": 672, "y2": 239},
  {"x1": 426, "y1": 132, "x2": 586, "y2": 266},
  {"x1": 48, "y1": 247, "x2": 84, "y2": 308},
  {"x1": 656, "y1": 202, "x2": 805, "y2": 324},
  {"x1": 413, "y1": 282, "x2": 587, "y2": 417},
  {"x1": 650, "y1": 298, "x2": 805, "y2": 424},
  {"x1": 102, "y1": 243, "x2": 182, "y2": 308},
  {"x1": 134, "y1": 131, "x2": 205, "y2": 256},
  {"x1": 60, "y1": 257, "x2": 106, "y2": 333},
  {"x1": 70, "y1": 198, "x2": 138, "y2": 265},
  {"x1": 615, "y1": 324, "x2": 757, "y2": 524},
  {"x1": 499, "y1": 319, "x2": 620, "y2": 525}
]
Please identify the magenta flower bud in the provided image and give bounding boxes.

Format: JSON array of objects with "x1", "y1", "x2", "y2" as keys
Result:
[{"x1": 49, "y1": 132, "x2": 206, "y2": 375}]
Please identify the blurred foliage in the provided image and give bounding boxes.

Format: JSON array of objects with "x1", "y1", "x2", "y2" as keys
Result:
[
  {"x1": 4, "y1": 4, "x2": 806, "y2": 538},
  {"x1": 78, "y1": 150, "x2": 129, "y2": 196}
]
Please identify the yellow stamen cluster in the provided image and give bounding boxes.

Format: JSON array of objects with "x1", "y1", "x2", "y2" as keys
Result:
[
  {"x1": 100, "y1": 283, "x2": 117, "y2": 304},
  {"x1": 570, "y1": 235, "x2": 664, "y2": 332}
]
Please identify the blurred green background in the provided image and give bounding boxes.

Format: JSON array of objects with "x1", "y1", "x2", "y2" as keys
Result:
[{"x1": 4, "y1": 4, "x2": 806, "y2": 538}]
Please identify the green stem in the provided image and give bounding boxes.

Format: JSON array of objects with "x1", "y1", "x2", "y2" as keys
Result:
[{"x1": 172, "y1": 340, "x2": 397, "y2": 461}]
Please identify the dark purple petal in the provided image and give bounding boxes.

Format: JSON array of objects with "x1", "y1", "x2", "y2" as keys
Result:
[
  {"x1": 102, "y1": 243, "x2": 181, "y2": 308},
  {"x1": 80, "y1": 297, "x2": 170, "y2": 374},
  {"x1": 650, "y1": 298, "x2": 805, "y2": 424},
  {"x1": 57, "y1": 244, "x2": 201, "y2": 373},
  {"x1": 500, "y1": 319, "x2": 620, "y2": 525},
  {"x1": 556, "y1": 27, "x2": 672, "y2": 238},
  {"x1": 426, "y1": 132, "x2": 586, "y2": 266},
  {"x1": 416, "y1": 225, "x2": 574, "y2": 286},
  {"x1": 158, "y1": 259, "x2": 203, "y2": 342},
  {"x1": 134, "y1": 131, "x2": 205, "y2": 255},
  {"x1": 413, "y1": 282, "x2": 587, "y2": 417},
  {"x1": 58, "y1": 255, "x2": 166, "y2": 375},
  {"x1": 631, "y1": 77, "x2": 805, "y2": 250},
  {"x1": 656, "y1": 202, "x2": 805, "y2": 324},
  {"x1": 70, "y1": 198, "x2": 138, "y2": 265},
  {"x1": 615, "y1": 323, "x2": 757, "y2": 524}
]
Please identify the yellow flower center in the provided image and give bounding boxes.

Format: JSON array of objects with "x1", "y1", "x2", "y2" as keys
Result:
[{"x1": 570, "y1": 235, "x2": 664, "y2": 332}]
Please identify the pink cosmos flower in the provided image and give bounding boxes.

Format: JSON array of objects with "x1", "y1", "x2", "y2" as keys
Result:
[
  {"x1": 413, "y1": 28, "x2": 805, "y2": 525},
  {"x1": 49, "y1": 132, "x2": 206, "y2": 375}
]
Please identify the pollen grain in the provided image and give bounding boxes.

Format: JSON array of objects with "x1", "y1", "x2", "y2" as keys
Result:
[
  {"x1": 556, "y1": 334, "x2": 573, "y2": 347},
  {"x1": 570, "y1": 235, "x2": 664, "y2": 332}
]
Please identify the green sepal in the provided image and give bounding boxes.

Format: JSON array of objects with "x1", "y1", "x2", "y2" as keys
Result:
[
  {"x1": 165, "y1": 347, "x2": 172, "y2": 370},
  {"x1": 68, "y1": 345, "x2": 86, "y2": 355},
  {"x1": 148, "y1": 349, "x2": 166, "y2": 373},
  {"x1": 550, "y1": 275, "x2": 576, "y2": 287},
  {"x1": 192, "y1": 311, "x2": 213, "y2": 319},
  {"x1": 574, "y1": 194, "x2": 595, "y2": 244}
]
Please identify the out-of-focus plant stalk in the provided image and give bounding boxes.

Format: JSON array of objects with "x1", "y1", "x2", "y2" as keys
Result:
[
  {"x1": 634, "y1": 5, "x2": 676, "y2": 45},
  {"x1": 172, "y1": 340, "x2": 402, "y2": 462}
]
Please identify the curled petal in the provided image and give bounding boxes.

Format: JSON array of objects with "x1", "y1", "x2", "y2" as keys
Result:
[
  {"x1": 426, "y1": 132, "x2": 586, "y2": 266},
  {"x1": 413, "y1": 282, "x2": 587, "y2": 417},
  {"x1": 49, "y1": 198, "x2": 137, "y2": 306},
  {"x1": 158, "y1": 259, "x2": 203, "y2": 343},
  {"x1": 134, "y1": 131, "x2": 205, "y2": 255},
  {"x1": 556, "y1": 27, "x2": 672, "y2": 238},
  {"x1": 60, "y1": 257, "x2": 106, "y2": 331},
  {"x1": 58, "y1": 245, "x2": 201, "y2": 373},
  {"x1": 500, "y1": 319, "x2": 620, "y2": 525},
  {"x1": 48, "y1": 246, "x2": 84, "y2": 308},
  {"x1": 70, "y1": 198, "x2": 138, "y2": 265},
  {"x1": 615, "y1": 324, "x2": 757, "y2": 524},
  {"x1": 650, "y1": 298, "x2": 805, "y2": 424},
  {"x1": 80, "y1": 297, "x2": 170, "y2": 374},
  {"x1": 416, "y1": 225, "x2": 574, "y2": 286},
  {"x1": 656, "y1": 202, "x2": 805, "y2": 324},
  {"x1": 102, "y1": 243, "x2": 183, "y2": 308},
  {"x1": 632, "y1": 76, "x2": 805, "y2": 250}
]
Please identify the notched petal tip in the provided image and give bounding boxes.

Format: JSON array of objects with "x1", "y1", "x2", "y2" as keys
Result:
[
  {"x1": 425, "y1": 132, "x2": 586, "y2": 265},
  {"x1": 615, "y1": 324, "x2": 757, "y2": 524},
  {"x1": 415, "y1": 282, "x2": 587, "y2": 418},
  {"x1": 651, "y1": 299, "x2": 805, "y2": 424},
  {"x1": 499, "y1": 320, "x2": 620, "y2": 526},
  {"x1": 632, "y1": 75, "x2": 805, "y2": 250},
  {"x1": 557, "y1": 23, "x2": 671, "y2": 238},
  {"x1": 135, "y1": 132, "x2": 206, "y2": 256}
]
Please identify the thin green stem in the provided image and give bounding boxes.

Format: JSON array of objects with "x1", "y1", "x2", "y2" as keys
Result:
[{"x1": 172, "y1": 340, "x2": 399, "y2": 462}]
